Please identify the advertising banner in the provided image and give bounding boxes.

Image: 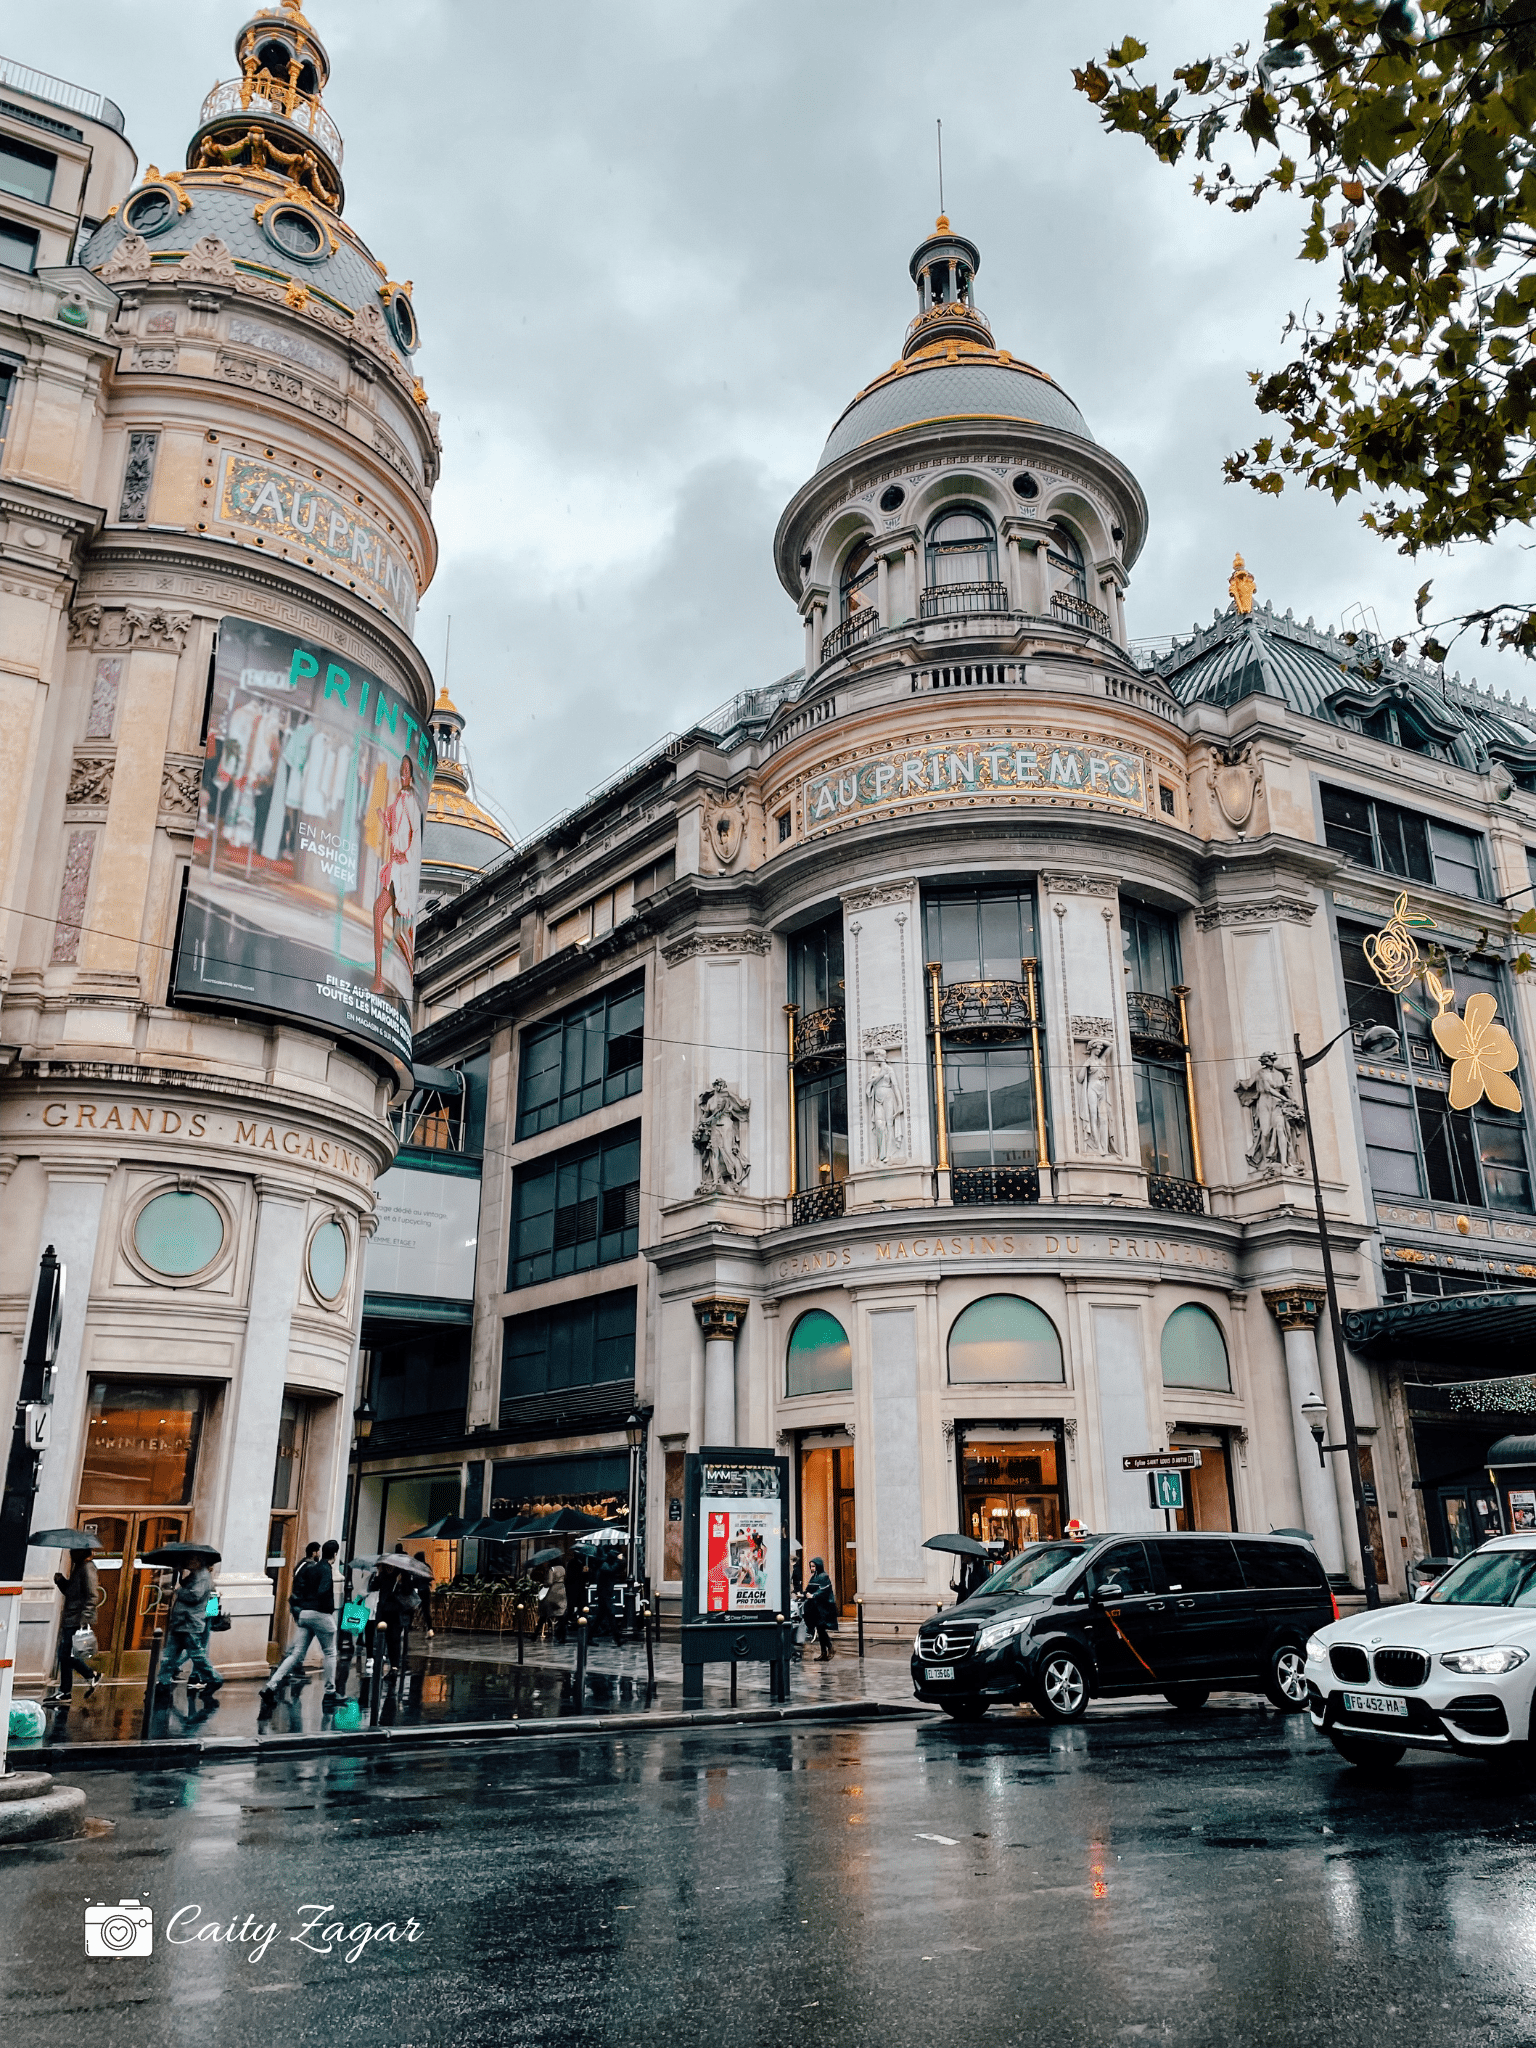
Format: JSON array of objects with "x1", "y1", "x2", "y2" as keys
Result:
[
  {"x1": 363, "y1": 1164, "x2": 480, "y2": 1302},
  {"x1": 697, "y1": 1459, "x2": 783, "y2": 1618},
  {"x1": 175, "y1": 616, "x2": 435, "y2": 1069}
]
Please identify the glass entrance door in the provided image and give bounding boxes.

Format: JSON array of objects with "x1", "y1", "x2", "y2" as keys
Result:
[
  {"x1": 961, "y1": 1436, "x2": 1064, "y2": 1561},
  {"x1": 799, "y1": 1441, "x2": 858, "y2": 1615},
  {"x1": 77, "y1": 1509, "x2": 188, "y2": 1680}
]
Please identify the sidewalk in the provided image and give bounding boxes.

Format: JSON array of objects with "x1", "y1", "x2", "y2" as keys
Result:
[{"x1": 9, "y1": 1625, "x2": 921, "y2": 1764}]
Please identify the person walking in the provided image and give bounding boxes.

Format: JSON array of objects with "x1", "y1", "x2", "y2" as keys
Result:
[
  {"x1": 805, "y1": 1557, "x2": 838, "y2": 1660},
  {"x1": 541, "y1": 1560, "x2": 569, "y2": 1644},
  {"x1": 42, "y1": 1547, "x2": 102, "y2": 1704},
  {"x1": 593, "y1": 1548, "x2": 625, "y2": 1647},
  {"x1": 161, "y1": 1559, "x2": 223, "y2": 1696},
  {"x1": 261, "y1": 1540, "x2": 338, "y2": 1710},
  {"x1": 376, "y1": 1562, "x2": 421, "y2": 1682},
  {"x1": 563, "y1": 1548, "x2": 588, "y2": 1632}
]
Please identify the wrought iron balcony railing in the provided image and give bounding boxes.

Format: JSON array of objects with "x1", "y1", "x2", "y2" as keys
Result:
[
  {"x1": 1049, "y1": 590, "x2": 1112, "y2": 638},
  {"x1": 793, "y1": 1005, "x2": 846, "y2": 1070},
  {"x1": 200, "y1": 76, "x2": 344, "y2": 161},
  {"x1": 934, "y1": 977, "x2": 1034, "y2": 1041},
  {"x1": 821, "y1": 610, "x2": 880, "y2": 662},
  {"x1": 951, "y1": 1165, "x2": 1040, "y2": 1206},
  {"x1": 1126, "y1": 989, "x2": 1185, "y2": 1059},
  {"x1": 1148, "y1": 1174, "x2": 1206, "y2": 1216},
  {"x1": 793, "y1": 1181, "x2": 847, "y2": 1227},
  {"x1": 920, "y1": 581, "x2": 1011, "y2": 621}
]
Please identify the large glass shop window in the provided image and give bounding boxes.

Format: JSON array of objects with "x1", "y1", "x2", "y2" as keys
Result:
[
  {"x1": 789, "y1": 915, "x2": 848, "y2": 1194},
  {"x1": 1338, "y1": 922, "x2": 1533, "y2": 1213},
  {"x1": 924, "y1": 889, "x2": 1043, "y2": 1171},
  {"x1": 960, "y1": 1432, "x2": 1064, "y2": 1554},
  {"x1": 78, "y1": 1382, "x2": 206, "y2": 1508}
]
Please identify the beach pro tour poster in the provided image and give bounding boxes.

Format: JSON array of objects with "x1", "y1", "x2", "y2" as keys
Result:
[
  {"x1": 174, "y1": 616, "x2": 435, "y2": 1071},
  {"x1": 699, "y1": 1461, "x2": 783, "y2": 1617}
]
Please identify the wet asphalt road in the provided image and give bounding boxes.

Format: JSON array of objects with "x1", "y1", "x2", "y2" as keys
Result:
[{"x1": 3, "y1": 1700, "x2": 1535, "y2": 2048}]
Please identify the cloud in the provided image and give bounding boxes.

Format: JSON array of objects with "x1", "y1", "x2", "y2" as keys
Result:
[{"x1": 33, "y1": 0, "x2": 1535, "y2": 834}]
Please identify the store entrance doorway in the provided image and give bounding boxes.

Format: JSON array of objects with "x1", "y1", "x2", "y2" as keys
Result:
[
  {"x1": 960, "y1": 1431, "x2": 1064, "y2": 1560},
  {"x1": 799, "y1": 1438, "x2": 857, "y2": 1614},
  {"x1": 73, "y1": 1380, "x2": 208, "y2": 1682},
  {"x1": 1168, "y1": 1432, "x2": 1236, "y2": 1532}
]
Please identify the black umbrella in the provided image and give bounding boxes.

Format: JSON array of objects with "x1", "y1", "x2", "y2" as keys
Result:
[
  {"x1": 401, "y1": 1514, "x2": 469, "y2": 1540},
  {"x1": 26, "y1": 1528, "x2": 103, "y2": 1551},
  {"x1": 346, "y1": 1556, "x2": 381, "y2": 1572},
  {"x1": 525, "y1": 1546, "x2": 564, "y2": 1568},
  {"x1": 922, "y1": 1533, "x2": 991, "y2": 1559},
  {"x1": 510, "y1": 1507, "x2": 607, "y2": 1535},
  {"x1": 140, "y1": 1542, "x2": 222, "y2": 1566}
]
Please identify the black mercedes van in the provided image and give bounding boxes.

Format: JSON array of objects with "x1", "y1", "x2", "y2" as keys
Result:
[{"x1": 912, "y1": 1531, "x2": 1337, "y2": 1723}]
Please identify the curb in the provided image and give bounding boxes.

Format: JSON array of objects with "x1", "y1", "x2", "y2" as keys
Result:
[{"x1": 15, "y1": 1696, "x2": 931, "y2": 1772}]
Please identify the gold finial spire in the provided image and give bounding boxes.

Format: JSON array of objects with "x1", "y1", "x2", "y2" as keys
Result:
[{"x1": 1229, "y1": 551, "x2": 1256, "y2": 615}]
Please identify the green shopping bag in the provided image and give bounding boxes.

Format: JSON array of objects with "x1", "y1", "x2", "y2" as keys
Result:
[{"x1": 341, "y1": 1599, "x2": 369, "y2": 1633}]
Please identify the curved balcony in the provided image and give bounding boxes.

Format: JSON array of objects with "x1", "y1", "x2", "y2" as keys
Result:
[
  {"x1": 1049, "y1": 590, "x2": 1113, "y2": 639},
  {"x1": 793, "y1": 1005, "x2": 846, "y2": 1072},
  {"x1": 793, "y1": 1181, "x2": 847, "y2": 1227},
  {"x1": 820, "y1": 610, "x2": 880, "y2": 663},
  {"x1": 1127, "y1": 990, "x2": 1185, "y2": 1059},
  {"x1": 920, "y1": 581, "x2": 1010, "y2": 621},
  {"x1": 1148, "y1": 1174, "x2": 1206, "y2": 1216},
  {"x1": 934, "y1": 978, "x2": 1034, "y2": 1042},
  {"x1": 200, "y1": 76, "x2": 344, "y2": 162},
  {"x1": 951, "y1": 1165, "x2": 1040, "y2": 1206}
]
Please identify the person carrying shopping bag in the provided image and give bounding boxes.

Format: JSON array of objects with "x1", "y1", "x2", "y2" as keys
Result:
[
  {"x1": 161, "y1": 1560, "x2": 223, "y2": 1696},
  {"x1": 261, "y1": 1540, "x2": 339, "y2": 1711},
  {"x1": 42, "y1": 1546, "x2": 102, "y2": 1704}
]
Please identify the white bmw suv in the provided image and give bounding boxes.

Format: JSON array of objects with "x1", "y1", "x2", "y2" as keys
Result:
[{"x1": 1304, "y1": 1532, "x2": 1536, "y2": 1773}]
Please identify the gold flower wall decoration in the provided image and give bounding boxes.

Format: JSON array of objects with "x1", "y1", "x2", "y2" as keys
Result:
[
  {"x1": 1425, "y1": 977, "x2": 1523, "y2": 1112},
  {"x1": 1363, "y1": 892, "x2": 1436, "y2": 995}
]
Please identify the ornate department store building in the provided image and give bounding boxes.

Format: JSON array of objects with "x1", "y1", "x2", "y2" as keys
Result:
[
  {"x1": 394, "y1": 217, "x2": 1536, "y2": 1626},
  {"x1": 0, "y1": 9, "x2": 441, "y2": 1678}
]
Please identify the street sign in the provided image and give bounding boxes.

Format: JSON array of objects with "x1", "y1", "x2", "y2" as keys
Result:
[
  {"x1": 1122, "y1": 1450, "x2": 1203, "y2": 1472},
  {"x1": 1150, "y1": 1470, "x2": 1186, "y2": 1511},
  {"x1": 23, "y1": 1404, "x2": 49, "y2": 1452}
]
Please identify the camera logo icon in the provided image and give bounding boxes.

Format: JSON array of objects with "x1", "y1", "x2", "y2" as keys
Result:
[{"x1": 85, "y1": 1900, "x2": 153, "y2": 1958}]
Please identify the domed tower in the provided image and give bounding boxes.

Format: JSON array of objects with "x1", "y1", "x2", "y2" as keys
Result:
[
  {"x1": 421, "y1": 686, "x2": 513, "y2": 905},
  {"x1": 0, "y1": 7, "x2": 443, "y2": 1683}
]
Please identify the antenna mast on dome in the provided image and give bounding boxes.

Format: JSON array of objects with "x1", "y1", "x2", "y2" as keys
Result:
[{"x1": 936, "y1": 119, "x2": 945, "y2": 220}]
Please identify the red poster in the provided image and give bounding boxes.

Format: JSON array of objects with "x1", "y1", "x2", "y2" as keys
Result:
[{"x1": 706, "y1": 1510, "x2": 731, "y2": 1612}]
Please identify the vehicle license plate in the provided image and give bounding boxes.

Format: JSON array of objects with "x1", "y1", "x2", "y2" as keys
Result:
[
  {"x1": 1342, "y1": 1690, "x2": 1408, "y2": 1718},
  {"x1": 924, "y1": 1665, "x2": 955, "y2": 1682}
]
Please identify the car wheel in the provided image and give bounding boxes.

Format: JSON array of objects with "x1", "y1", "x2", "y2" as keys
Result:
[
  {"x1": 941, "y1": 1699, "x2": 989, "y2": 1723},
  {"x1": 1263, "y1": 1643, "x2": 1310, "y2": 1713},
  {"x1": 1329, "y1": 1731, "x2": 1406, "y2": 1772},
  {"x1": 1163, "y1": 1686, "x2": 1210, "y2": 1713},
  {"x1": 1033, "y1": 1649, "x2": 1090, "y2": 1723}
]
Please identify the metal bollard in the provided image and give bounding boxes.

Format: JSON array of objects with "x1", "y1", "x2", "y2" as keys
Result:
[
  {"x1": 368, "y1": 1638, "x2": 385, "y2": 1726},
  {"x1": 644, "y1": 1602, "x2": 655, "y2": 1695},
  {"x1": 730, "y1": 1662, "x2": 737, "y2": 1706},
  {"x1": 517, "y1": 1601, "x2": 524, "y2": 1665},
  {"x1": 573, "y1": 1609, "x2": 588, "y2": 1708},
  {"x1": 856, "y1": 1597, "x2": 865, "y2": 1660},
  {"x1": 140, "y1": 1628, "x2": 164, "y2": 1740}
]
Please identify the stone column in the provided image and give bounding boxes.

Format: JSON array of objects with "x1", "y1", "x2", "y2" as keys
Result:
[
  {"x1": 27, "y1": 1167, "x2": 111, "y2": 1535},
  {"x1": 695, "y1": 1295, "x2": 748, "y2": 1448},
  {"x1": 1038, "y1": 873, "x2": 1144, "y2": 1205},
  {"x1": 841, "y1": 877, "x2": 931, "y2": 1207},
  {"x1": 1263, "y1": 1286, "x2": 1347, "y2": 1580},
  {"x1": 215, "y1": 1179, "x2": 308, "y2": 1667},
  {"x1": 876, "y1": 554, "x2": 889, "y2": 625}
]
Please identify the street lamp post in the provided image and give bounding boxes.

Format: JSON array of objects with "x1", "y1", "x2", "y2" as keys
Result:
[
  {"x1": 1293, "y1": 1030, "x2": 1381, "y2": 1610},
  {"x1": 624, "y1": 1403, "x2": 654, "y2": 1595},
  {"x1": 345, "y1": 1394, "x2": 373, "y2": 1598}
]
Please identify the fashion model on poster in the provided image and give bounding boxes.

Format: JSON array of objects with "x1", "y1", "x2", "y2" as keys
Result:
[{"x1": 371, "y1": 752, "x2": 422, "y2": 991}]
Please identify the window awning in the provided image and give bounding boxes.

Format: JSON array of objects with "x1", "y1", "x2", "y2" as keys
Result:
[
  {"x1": 1343, "y1": 1290, "x2": 1536, "y2": 1381},
  {"x1": 1487, "y1": 1434, "x2": 1536, "y2": 1468}
]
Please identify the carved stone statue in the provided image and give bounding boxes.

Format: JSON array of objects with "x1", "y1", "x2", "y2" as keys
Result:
[
  {"x1": 1075, "y1": 1033, "x2": 1117, "y2": 1155},
  {"x1": 1236, "y1": 1051, "x2": 1306, "y2": 1173},
  {"x1": 693, "y1": 1077, "x2": 751, "y2": 1194},
  {"x1": 865, "y1": 1048, "x2": 906, "y2": 1164}
]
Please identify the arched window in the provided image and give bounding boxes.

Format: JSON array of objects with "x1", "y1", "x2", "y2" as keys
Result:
[
  {"x1": 840, "y1": 538, "x2": 878, "y2": 621},
  {"x1": 787, "y1": 1309, "x2": 853, "y2": 1396},
  {"x1": 1046, "y1": 524, "x2": 1087, "y2": 603},
  {"x1": 947, "y1": 1294, "x2": 1064, "y2": 1384},
  {"x1": 1160, "y1": 1303, "x2": 1231, "y2": 1391},
  {"x1": 926, "y1": 507, "x2": 997, "y2": 590}
]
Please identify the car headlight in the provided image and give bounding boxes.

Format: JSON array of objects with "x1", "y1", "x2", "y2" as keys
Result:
[
  {"x1": 1439, "y1": 1646, "x2": 1529, "y2": 1676},
  {"x1": 976, "y1": 1614, "x2": 1033, "y2": 1653},
  {"x1": 1305, "y1": 1634, "x2": 1329, "y2": 1664}
]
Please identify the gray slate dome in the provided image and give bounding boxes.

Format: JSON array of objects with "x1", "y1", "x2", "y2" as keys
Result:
[{"x1": 820, "y1": 357, "x2": 1094, "y2": 471}]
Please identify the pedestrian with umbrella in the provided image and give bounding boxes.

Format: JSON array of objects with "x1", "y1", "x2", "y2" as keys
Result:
[
  {"x1": 593, "y1": 1543, "x2": 626, "y2": 1646},
  {"x1": 149, "y1": 1543, "x2": 224, "y2": 1698},
  {"x1": 923, "y1": 1531, "x2": 996, "y2": 1604},
  {"x1": 563, "y1": 1543, "x2": 588, "y2": 1629},
  {"x1": 804, "y1": 1557, "x2": 838, "y2": 1659},
  {"x1": 375, "y1": 1553, "x2": 428, "y2": 1681},
  {"x1": 32, "y1": 1531, "x2": 102, "y2": 1705}
]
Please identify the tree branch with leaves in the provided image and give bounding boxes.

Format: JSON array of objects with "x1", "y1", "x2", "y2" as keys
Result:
[{"x1": 1074, "y1": 2, "x2": 1536, "y2": 663}]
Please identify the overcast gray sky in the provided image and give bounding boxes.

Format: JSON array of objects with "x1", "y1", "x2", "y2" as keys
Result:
[{"x1": 33, "y1": 2, "x2": 1536, "y2": 838}]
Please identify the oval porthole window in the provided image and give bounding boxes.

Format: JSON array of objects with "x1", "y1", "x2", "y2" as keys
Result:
[
  {"x1": 264, "y1": 205, "x2": 325, "y2": 261},
  {"x1": 948, "y1": 1294, "x2": 1064, "y2": 1384},
  {"x1": 786, "y1": 1309, "x2": 853, "y2": 1397},
  {"x1": 308, "y1": 1218, "x2": 348, "y2": 1301},
  {"x1": 1012, "y1": 471, "x2": 1039, "y2": 499},
  {"x1": 133, "y1": 1190, "x2": 225, "y2": 1279},
  {"x1": 386, "y1": 292, "x2": 419, "y2": 353},
  {"x1": 125, "y1": 188, "x2": 174, "y2": 235},
  {"x1": 879, "y1": 484, "x2": 905, "y2": 512}
]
